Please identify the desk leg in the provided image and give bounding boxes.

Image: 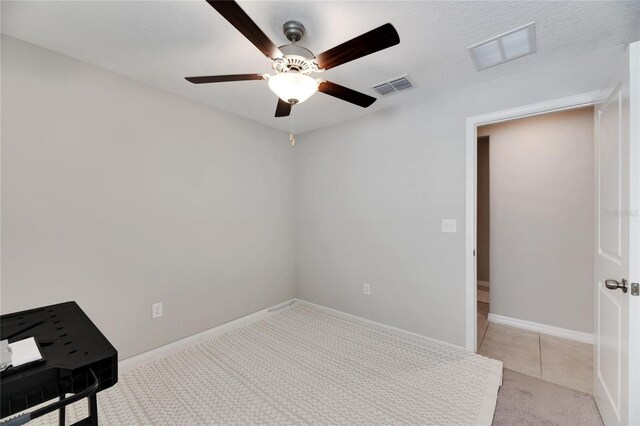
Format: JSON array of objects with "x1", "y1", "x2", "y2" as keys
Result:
[
  {"x1": 87, "y1": 393, "x2": 98, "y2": 426},
  {"x1": 59, "y1": 395, "x2": 66, "y2": 426}
]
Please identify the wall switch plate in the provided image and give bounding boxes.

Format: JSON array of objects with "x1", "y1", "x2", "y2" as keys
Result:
[
  {"x1": 441, "y1": 219, "x2": 457, "y2": 233},
  {"x1": 363, "y1": 283, "x2": 371, "y2": 295},
  {"x1": 152, "y1": 302, "x2": 163, "y2": 319}
]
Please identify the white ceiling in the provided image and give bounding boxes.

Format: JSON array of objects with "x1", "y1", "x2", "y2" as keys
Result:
[{"x1": 2, "y1": 1, "x2": 639, "y2": 134}]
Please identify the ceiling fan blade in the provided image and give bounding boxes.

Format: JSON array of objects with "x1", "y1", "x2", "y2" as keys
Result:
[
  {"x1": 318, "y1": 81, "x2": 377, "y2": 108},
  {"x1": 275, "y1": 98, "x2": 292, "y2": 117},
  {"x1": 315, "y1": 23, "x2": 400, "y2": 70},
  {"x1": 206, "y1": 1, "x2": 283, "y2": 59},
  {"x1": 185, "y1": 74, "x2": 266, "y2": 84}
]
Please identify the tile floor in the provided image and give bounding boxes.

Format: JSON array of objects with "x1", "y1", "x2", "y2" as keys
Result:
[
  {"x1": 477, "y1": 301, "x2": 490, "y2": 349},
  {"x1": 477, "y1": 291, "x2": 593, "y2": 394}
]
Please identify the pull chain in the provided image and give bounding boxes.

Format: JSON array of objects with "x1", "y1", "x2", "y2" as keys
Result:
[{"x1": 289, "y1": 103, "x2": 296, "y2": 147}]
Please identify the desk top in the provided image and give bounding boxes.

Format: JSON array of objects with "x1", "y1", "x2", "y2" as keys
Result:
[{"x1": 1, "y1": 302, "x2": 118, "y2": 418}]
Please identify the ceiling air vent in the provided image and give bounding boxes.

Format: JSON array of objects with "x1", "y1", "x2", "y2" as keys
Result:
[
  {"x1": 372, "y1": 83, "x2": 396, "y2": 96},
  {"x1": 371, "y1": 76, "x2": 415, "y2": 96},
  {"x1": 468, "y1": 22, "x2": 537, "y2": 71}
]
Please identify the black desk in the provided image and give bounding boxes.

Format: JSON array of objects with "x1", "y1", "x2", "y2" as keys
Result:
[{"x1": 1, "y1": 302, "x2": 118, "y2": 425}]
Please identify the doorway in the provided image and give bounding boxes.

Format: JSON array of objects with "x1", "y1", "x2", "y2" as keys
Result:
[
  {"x1": 476, "y1": 135, "x2": 490, "y2": 349},
  {"x1": 465, "y1": 91, "x2": 601, "y2": 352},
  {"x1": 473, "y1": 106, "x2": 596, "y2": 393}
]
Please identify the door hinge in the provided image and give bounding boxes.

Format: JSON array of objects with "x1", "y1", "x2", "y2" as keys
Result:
[{"x1": 631, "y1": 282, "x2": 639, "y2": 296}]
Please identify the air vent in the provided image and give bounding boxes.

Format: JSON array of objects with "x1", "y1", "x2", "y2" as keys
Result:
[
  {"x1": 371, "y1": 76, "x2": 415, "y2": 96},
  {"x1": 468, "y1": 22, "x2": 537, "y2": 71},
  {"x1": 372, "y1": 83, "x2": 396, "y2": 96},
  {"x1": 389, "y1": 77, "x2": 413, "y2": 91}
]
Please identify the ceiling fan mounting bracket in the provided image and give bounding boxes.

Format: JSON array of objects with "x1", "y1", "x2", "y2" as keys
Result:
[{"x1": 283, "y1": 21, "x2": 305, "y2": 43}]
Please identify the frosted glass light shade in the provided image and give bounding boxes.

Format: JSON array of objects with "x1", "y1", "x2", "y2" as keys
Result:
[{"x1": 268, "y1": 72, "x2": 318, "y2": 104}]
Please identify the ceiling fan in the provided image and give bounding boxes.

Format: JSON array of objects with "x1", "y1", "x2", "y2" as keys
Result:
[{"x1": 185, "y1": 0, "x2": 400, "y2": 118}]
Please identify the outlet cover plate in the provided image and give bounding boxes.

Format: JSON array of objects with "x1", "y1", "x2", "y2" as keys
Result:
[
  {"x1": 441, "y1": 219, "x2": 457, "y2": 233},
  {"x1": 152, "y1": 302, "x2": 163, "y2": 319}
]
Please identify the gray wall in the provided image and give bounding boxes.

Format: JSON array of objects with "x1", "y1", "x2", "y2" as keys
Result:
[
  {"x1": 477, "y1": 137, "x2": 490, "y2": 284},
  {"x1": 478, "y1": 107, "x2": 594, "y2": 333},
  {"x1": 1, "y1": 35, "x2": 622, "y2": 354},
  {"x1": 295, "y1": 46, "x2": 620, "y2": 346},
  {"x1": 1, "y1": 36, "x2": 296, "y2": 359}
]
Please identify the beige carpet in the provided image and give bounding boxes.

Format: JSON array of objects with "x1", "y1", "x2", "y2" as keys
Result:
[
  {"x1": 493, "y1": 369, "x2": 603, "y2": 425},
  {"x1": 27, "y1": 302, "x2": 502, "y2": 425}
]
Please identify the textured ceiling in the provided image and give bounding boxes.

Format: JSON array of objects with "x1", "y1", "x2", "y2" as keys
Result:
[{"x1": 2, "y1": 1, "x2": 639, "y2": 134}]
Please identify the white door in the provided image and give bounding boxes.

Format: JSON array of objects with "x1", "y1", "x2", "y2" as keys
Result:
[{"x1": 594, "y1": 41, "x2": 639, "y2": 426}]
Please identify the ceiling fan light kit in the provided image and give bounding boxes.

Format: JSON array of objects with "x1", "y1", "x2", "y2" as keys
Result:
[
  {"x1": 267, "y1": 73, "x2": 318, "y2": 105},
  {"x1": 186, "y1": 0, "x2": 401, "y2": 137},
  {"x1": 268, "y1": 31, "x2": 320, "y2": 105}
]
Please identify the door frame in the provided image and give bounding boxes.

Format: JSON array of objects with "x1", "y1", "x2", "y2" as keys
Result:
[{"x1": 464, "y1": 90, "x2": 602, "y2": 351}]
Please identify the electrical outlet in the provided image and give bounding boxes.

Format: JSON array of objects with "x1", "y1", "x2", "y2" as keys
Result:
[
  {"x1": 441, "y1": 219, "x2": 457, "y2": 233},
  {"x1": 363, "y1": 283, "x2": 371, "y2": 295},
  {"x1": 152, "y1": 302, "x2": 163, "y2": 319}
]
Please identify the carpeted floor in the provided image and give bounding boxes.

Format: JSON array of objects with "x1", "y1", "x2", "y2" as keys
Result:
[
  {"x1": 493, "y1": 369, "x2": 603, "y2": 426},
  {"x1": 28, "y1": 302, "x2": 502, "y2": 425},
  {"x1": 16, "y1": 302, "x2": 603, "y2": 426}
]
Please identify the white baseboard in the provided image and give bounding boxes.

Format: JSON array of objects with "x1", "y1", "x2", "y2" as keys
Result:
[
  {"x1": 118, "y1": 298, "x2": 298, "y2": 374},
  {"x1": 298, "y1": 299, "x2": 466, "y2": 351},
  {"x1": 487, "y1": 313, "x2": 594, "y2": 344},
  {"x1": 477, "y1": 280, "x2": 490, "y2": 289},
  {"x1": 119, "y1": 298, "x2": 476, "y2": 376}
]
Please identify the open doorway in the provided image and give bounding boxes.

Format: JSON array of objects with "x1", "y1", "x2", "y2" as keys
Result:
[
  {"x1": 473, "y1": 106, "x2": 596, "y2": 394},
  {"x1": 476, "y1": 135, "x2": 490, "y2": 348}
]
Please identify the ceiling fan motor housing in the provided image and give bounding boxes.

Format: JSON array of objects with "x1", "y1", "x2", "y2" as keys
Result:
[{"x1": 272, "y1": 44, "x2": 318, "y2": 75}]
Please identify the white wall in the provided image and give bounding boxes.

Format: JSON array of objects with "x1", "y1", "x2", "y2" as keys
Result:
[
  {"x1": 632, "y1": 13, "x2": 640, "y2": 43},
  {"x1": 478, "y1": 107, "x2": 594, "y2": 333},
  {"x1": 1, "y1": 32, "x2": 626, "y2": 355},
  {"x1": 295, "y1": 46, "x2": 622, "y2": 347},
  {"x1": 0, "y1": 36, "x2": 296, "y2": 359}
]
